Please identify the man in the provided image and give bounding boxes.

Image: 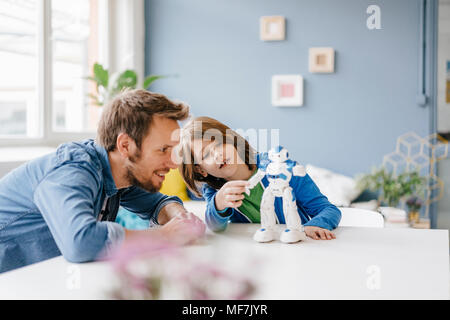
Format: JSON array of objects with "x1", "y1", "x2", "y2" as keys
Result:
[{"x1": 0, "y1": 89, "x2": 205, "y2": 273}]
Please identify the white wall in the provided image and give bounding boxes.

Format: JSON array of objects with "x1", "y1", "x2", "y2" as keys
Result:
[
  {"x1": 438, "y1": 0, "x2": 450, "y2": 133},
  {"x1": 0, "y1": 147, "x2": 56, "y2": 179}
]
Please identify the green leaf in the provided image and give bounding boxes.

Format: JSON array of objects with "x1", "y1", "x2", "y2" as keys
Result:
[
  {"x1": 113, "y1": 70, "x2": 137, "y2": 93},
  {"x1": 87, "y1": 93, "x2": 103, "y2": 106},
  {"x1": 93, "y1": 63, "x2": 109, "y2": 88},
  {"x1": 143, "y1": 75, "x2": 166, "y2": 89}
]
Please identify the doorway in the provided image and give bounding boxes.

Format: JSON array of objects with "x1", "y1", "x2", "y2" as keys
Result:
[{"x1": 436, "y1": 0, "x2": 450, "y2": 231}]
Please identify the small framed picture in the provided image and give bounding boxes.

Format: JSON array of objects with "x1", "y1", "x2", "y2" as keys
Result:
[
  {"x1": 272, "y1": 75, "x2": 304, "y2": 107},
  {"x1": 260, "y1": 16, "x2": 285, "y2": 41},
  {"x1": 309, "y1": 47, "x2": 335, "y2": 73}
]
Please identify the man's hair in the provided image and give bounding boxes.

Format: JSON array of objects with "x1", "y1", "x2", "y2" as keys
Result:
[{"x1": 96, "y1": 89, "x2": 190, "y2": 152}]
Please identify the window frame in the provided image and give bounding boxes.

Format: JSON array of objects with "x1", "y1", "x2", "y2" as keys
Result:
[
  {"x1": 0, "y1": 0, "x2": 107, "y2": 147},
  {"x1": 0, "y1": 0, "x2": 144, "y2": 148}
]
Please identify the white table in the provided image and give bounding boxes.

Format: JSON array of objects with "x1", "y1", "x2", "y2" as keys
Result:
[{"x1": 0, "y1": 224, "x2": 448, "y2": 300}]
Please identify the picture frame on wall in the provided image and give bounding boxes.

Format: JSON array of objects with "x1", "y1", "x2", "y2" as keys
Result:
[
  {"x1": 271, "y1": 75, "x2": 304, "y2": 107},
  {"x1": 260, "y1": 16, "x2": 286, "y2": 41},
  {"x1": 309, "y1": 47, "x2": 335, "y2": 73}
]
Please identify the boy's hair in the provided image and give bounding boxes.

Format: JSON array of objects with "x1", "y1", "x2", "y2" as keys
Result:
[
  {"x1": 96, "y1": 89, "x2": 189, "y2": 152},
  {"x1": 179, "y1": 116, "x2": 257, "y2": 197}
]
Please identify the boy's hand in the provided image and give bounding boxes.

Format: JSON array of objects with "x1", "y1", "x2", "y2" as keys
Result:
[
  {"x1": 215, "y1": 180, "x2": 249, "y2": 211},
  {"x1": 304, "y1": 226, "x2": 336, "y2": 240}
]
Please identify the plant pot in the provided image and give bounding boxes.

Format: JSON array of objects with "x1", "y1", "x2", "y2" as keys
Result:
[{"x1": 408, "y1": 211, "x2": 420, "y2": 224}]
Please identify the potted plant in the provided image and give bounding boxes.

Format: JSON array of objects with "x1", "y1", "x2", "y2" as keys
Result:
[
  {"x1": 86, "y1": 62, "x2": 168, "y2": 106},
  {"x1": 405, "y1": 195, "x2": 423, "y2": 224},
  {"x1": 356, "y1": 167, "x2": 427, "y2": 208}
]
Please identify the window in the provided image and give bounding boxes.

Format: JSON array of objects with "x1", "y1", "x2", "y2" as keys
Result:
[
  {"x1": 0, "y1": 0, "x2": 108, "y2": 145},
  {"x1": 0, "y1": 0, "x2": 144, "y2": 146},
  {"x1": 0, "y1": 0, "x2": 39, "y2": 138},
  {"x1": 51, "y1": 0, "x2": 100, "y2": 132}
]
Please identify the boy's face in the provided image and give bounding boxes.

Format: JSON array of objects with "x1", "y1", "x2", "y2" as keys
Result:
[{"x1": 192, "y1": 139, "x2": 244, "y2": 179}]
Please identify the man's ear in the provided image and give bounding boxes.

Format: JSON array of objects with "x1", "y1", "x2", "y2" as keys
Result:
[
  {"x1": 116, "y1": 133, "x2": 135, "y2": 158},
  {"x1": 194, "y1": 165, "x2": 208, "y2": 178}
]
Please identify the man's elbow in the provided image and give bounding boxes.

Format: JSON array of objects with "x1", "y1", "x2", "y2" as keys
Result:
[
  {"x1": 61, "y1": 241, "x2": 99, "y2": 263},
  {"x1": 60, "y1": 235, "x2": 104, "y2": 263}
]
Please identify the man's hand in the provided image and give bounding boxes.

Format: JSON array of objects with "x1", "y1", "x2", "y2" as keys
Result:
[
  {"x1": 304, "y1": 226, "x2": 336, "y2": 240},
  {"x1": 159, "y1": 212, "x2": 205, "y2": 245},
  {"x1": 123, "y1": 210, "x2": 205, "y2": 246},
  {"x1": 126, "y1": 201, "x2": 206, "y2": 245},
  {"x1": 157, "y1": 202, "x2": 206, "y2": 245},
  {"x1": 157, "y1": 202, "x2": 197, "y2": 225}
]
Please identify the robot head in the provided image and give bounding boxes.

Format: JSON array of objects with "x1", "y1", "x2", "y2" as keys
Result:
[{"x1": 268, "y1": 146, "x2": 289, "y2": 162}]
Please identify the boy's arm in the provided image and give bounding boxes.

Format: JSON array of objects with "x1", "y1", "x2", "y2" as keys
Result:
[
  {"x1": 293, "y1": 174, "x2": 341, "y2": 230},
  {"x1": 202, "y1": 184, "x2": 234, "y2": 232}
]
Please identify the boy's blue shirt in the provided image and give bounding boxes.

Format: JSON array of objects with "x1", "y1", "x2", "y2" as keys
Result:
[
  {"x1": 0, "y1": 139, "x2": 182, "y2": 273},
  {"x1": 202, "y1": 155, "x2": 342, "y2": 232}
]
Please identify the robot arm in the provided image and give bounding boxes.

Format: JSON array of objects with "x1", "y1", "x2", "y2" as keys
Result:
[
  {"x1": 245, "y1": 169, "x2": 265, "y2": 195},
  {"x1": 285, "y1": 159, "x2": 306, "y2": 177},
  {"x1": 292, "y1": 163, "x2": 307, "y2": 177}
]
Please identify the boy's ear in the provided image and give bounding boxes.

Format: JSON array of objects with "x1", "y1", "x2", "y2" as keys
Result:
[{"x1": 194, "y1": 165, "x2": 208, "y2": 178}]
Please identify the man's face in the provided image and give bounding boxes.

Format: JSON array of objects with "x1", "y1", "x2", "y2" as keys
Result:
[{"x1": 125, "y1": 115, "x2": 180, "y2": 193}]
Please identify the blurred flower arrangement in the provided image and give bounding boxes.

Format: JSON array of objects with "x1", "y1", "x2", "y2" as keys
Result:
[
  {"x1": 356, "y1": 167, "x2": 426, "y2": 208},
  {"x1": 406, "y1": 196, "x2": 423, "y2": 212},
  {"x1": 405, "y1": 195, "x2": 423, "y2": 224},
  {"x1": 106, "y1": 234, "x2": 256, "y2": 300}
]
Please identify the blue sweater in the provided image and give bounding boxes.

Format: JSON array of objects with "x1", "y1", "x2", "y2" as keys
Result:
[
  {"x1": 202, "y1": 158, "x2": 341, "y2": 232},
  {"x1": 0, "y1": 139, "x2": 182, "y2": 273}
]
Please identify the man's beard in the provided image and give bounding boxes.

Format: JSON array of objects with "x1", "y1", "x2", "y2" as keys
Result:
[{"x1": 125, "y1": 150, "x2": 160, "y2": 193}]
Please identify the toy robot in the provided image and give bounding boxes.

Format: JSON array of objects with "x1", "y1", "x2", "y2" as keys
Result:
[{"x1": 245, "y1": 146, "x2": 307, "y2": 243}]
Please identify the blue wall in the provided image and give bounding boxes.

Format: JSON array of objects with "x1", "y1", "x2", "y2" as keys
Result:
[{"x1": 145, "y1": 0, "x2": 430, "y2": 177}]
